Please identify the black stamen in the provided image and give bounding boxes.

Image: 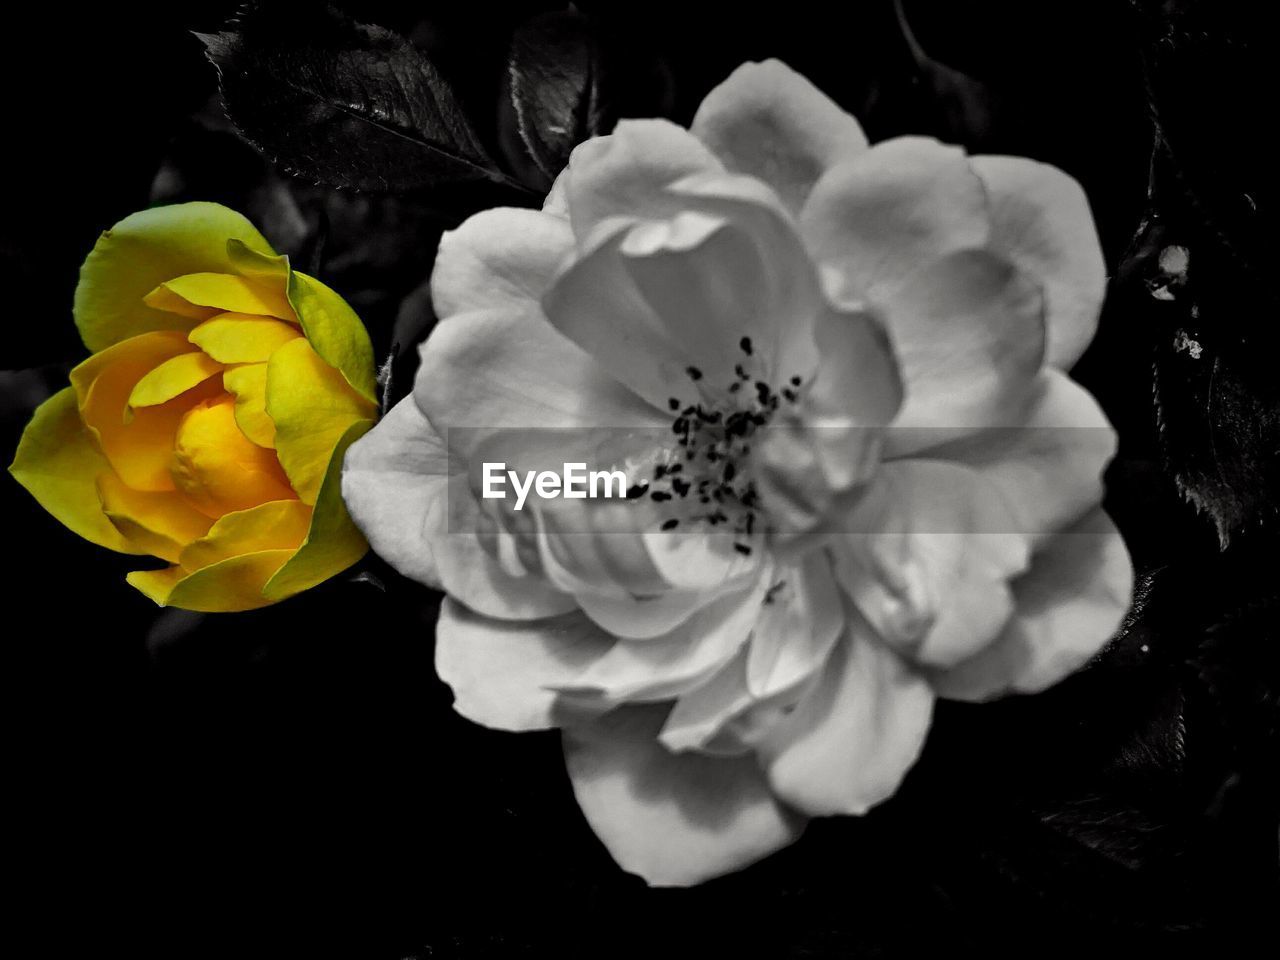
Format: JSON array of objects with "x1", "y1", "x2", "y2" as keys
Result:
[
  {"x1": 740, "y1": 337, "x2": 753, "y2": 356},
  {"x1": 686, "y1": 366, "x2": 703, "y2": 381},
  {"x1": 661, "y1": 518, "x2": 679, "y2": 531},
  {"x1": 668, "y1": 397, "x2": 681, "y2": 411}
]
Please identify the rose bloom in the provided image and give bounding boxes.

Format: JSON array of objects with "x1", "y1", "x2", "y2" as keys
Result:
[
  {"x1": 11, "y1": 203, "x2": 377, "y2": 612},
  {"x1": 343, "y1": 61, "x2": 1133, "y2": 884}
]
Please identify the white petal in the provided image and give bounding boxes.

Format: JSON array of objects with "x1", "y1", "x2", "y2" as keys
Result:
[
  {"x1": 563, "y1": 119, "x2": 723, "y2": 242},
  {"x1": 431, "y1": 208, "x2": 574, "y2": 319},
  {"x1": 658, "y1": 554, "x2": 845, "y2": 755},
  {"x1": 800, "y1": 136, "x2": 989, "y2": 300},
  {"x1": 544, "y1": 168, "x2": 570, "y2": 218},
  {"x1": 760, "y1": 624, "x2": 935, "y2": 817},
  {"x1": 544, "y1": 173, "x2": 824, "y2": 409},
  {"x1": 807, "y1": 301, "x2": 903, "y2": 431},
  {"x1": 659, "y1": 648, "x2": 756, "y2": 753},
  {"x1": 751, "y1": 302, "x2": 901, "y2": 537},
  {"x1": 414, "y1": 304, "x2": 662, "y2": 463},
  {"x1": 564, "y1": 705, "x2": 804, "y2": 886},
  {"x1": 666, "y1": 172, "x2": 825, "y2": 378},
  {"x1": 972, "y1": 155, "x2": 1106, "y2": 370},
  {"x1": 931, "y1": 509, "x2": 1134, "y2": 701},
  {"x1": 832, "y1": 459, "x2": 1031, "y2": 668},
  {"x1": 341, "y1": 396, "x2": 451, "y2": 588},
  {"x1": 692, "y1": 59, "x2": 869, "y2": 214},
  {"x1": 928, "y1": 369, "x2": 1117, "y2": 543},
  {"x1": 576, "y1": 585, "x2": 726, "y2": 640},
  {"x1": 462, "y1": 429, "x2": 669, "y2": 601},
  {"x1": 746, "y1": 553, "x2": 845, "y2": 698},
  {"x1": 880, "y1": 250, "x2": 1046, "y2": 454},
  {"x1": 640, "y1": 529, "x2": 766, "y2": 594},
  {"x1": 437, "y1": 473, "x2": 583, "y2": 619},
  {"x1": 542, "y1": 226, "x2": 697, "y2": 409},
  {"x1": 435, "y1": 599, "x2": 613, "y2": 731},
  {"x1": 621, "y1": 209, "x2": 771, "y2": 391},
  {"x1": 620, "y1": 181, "x2": 823, "y2": 393},
  {"x1": 560, "y1": 570, "x2": 771, "y2": 702},
  {"x1": 526, "y1": 495, "x2": 668, "y2": 600},
  {"x1": 342, "y1": 398, "x2": 575, "y2": 619}
]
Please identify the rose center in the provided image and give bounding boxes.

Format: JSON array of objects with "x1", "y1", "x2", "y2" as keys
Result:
[{"x1": 633, "y1": 336, "x2": 804, "y2": 554}]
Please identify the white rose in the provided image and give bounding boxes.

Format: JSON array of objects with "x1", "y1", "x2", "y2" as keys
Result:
[{"x1": 342, "y1": 60, "x2": 1133, "y2": 886}]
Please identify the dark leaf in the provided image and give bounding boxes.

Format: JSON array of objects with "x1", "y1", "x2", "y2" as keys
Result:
[
  {"x1": 1122, "y1": 148, "x2": 1280, "y2": 544},
  {"x1": 501, "y1": 9, "x2": 615, "y2": 189},
  {"x1": 888, "y1": 0, "x2": 998, "y2": 147},
  {"x1": 199, "y1": 6, "x2": 524, "y2": 194},
  {"x1": 382, "y1": 273, "x2": 439, "y2": 411},
  {"x1": 1123, "y1": 0, "x2": 1280, "y2": 543},
  {"x1": 149, "y1": 96, "x2": 452, "y2": 377}
]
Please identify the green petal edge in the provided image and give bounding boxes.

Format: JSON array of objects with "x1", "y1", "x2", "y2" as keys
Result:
[
  {"x1": 263, "y1": 418, "x2": 374, "y2": 601},
  {"x1": 75, "y1": 203, "x2": 277, "y2": 352},
  {"x1": 9, "y1": 387, "x2": 145, "y2": 554},
  {"x1": 229, "y1": 239, "x2": 378, "y2": 406},
  {"x1": 288, "y1": 272, "x2": 379, "y2": 406}
]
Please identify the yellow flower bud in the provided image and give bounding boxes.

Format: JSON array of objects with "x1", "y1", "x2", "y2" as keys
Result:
[{"x1": 10, "y1": 202, "x2": 378, "y2": 611}]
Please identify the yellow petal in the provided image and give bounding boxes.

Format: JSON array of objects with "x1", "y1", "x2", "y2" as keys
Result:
[
  {"x1": 227, "y1": 238, "x2": 291, "y2": 281},
  {"x1": 264, "y1": 418, "x2": 372, "y2": 601},
  {"x1": 96, "y1": 471, "x2": 215, "y2": 562},
  {"x1": 126, "y1": 550, "x2": 295, "y2": 612},
  {"x1": 180, "y1": 499, "x2": 313, "y2": 571},
  {"x1": 124, "y1": 566, "x2": 184, "y2": 604},
  {"x1": 188, "y1": 313, "x2": 300, "y2": 363},
  {"x1": 222, "y1": 363, "x2": 275, "y2": 447},
  {"x1": 171, "y1": 396, "x2": 297, "y2": 517},
  {"x1": 148, "y1": 272, "x2": 295, "y2": 322},
  {"x1": 72, "y1": 331, "x2": 222, "y2": 492},
  {"x1": 266, "y1": 338, "x2": 377, "y2": 504},
  {"x1": 75, "y1": 202, "x2": 278, "y2": 352},
  {"x1": 288, "y1": 271, "x2": 378, "y2": 405},
  {"x1": 140, "y1": 285, "x2": 220, "y2": 321},
  {"x1": 69, "y1": 330, "x2": 194, "y2": 406},
  {"x1": 127, "y1": 352, "x2": 224, "y2": 409},
  {"x1": 8, "y1": 387, "x2": 143, "y2": 554}
]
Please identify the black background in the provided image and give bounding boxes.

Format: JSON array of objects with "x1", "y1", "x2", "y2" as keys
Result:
[{"x1": 2, "y1": 2, "x2": 1276, "y2": 957}]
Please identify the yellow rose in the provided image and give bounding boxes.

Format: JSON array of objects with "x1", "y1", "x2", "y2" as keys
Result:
[{"x1": 10, "y1": 202, "x2": 379, "y2": 612}]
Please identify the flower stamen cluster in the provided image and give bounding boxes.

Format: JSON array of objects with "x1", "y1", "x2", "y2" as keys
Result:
[{"x1": 650, "y1": 337, "x2": 804, "y2": 553}]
